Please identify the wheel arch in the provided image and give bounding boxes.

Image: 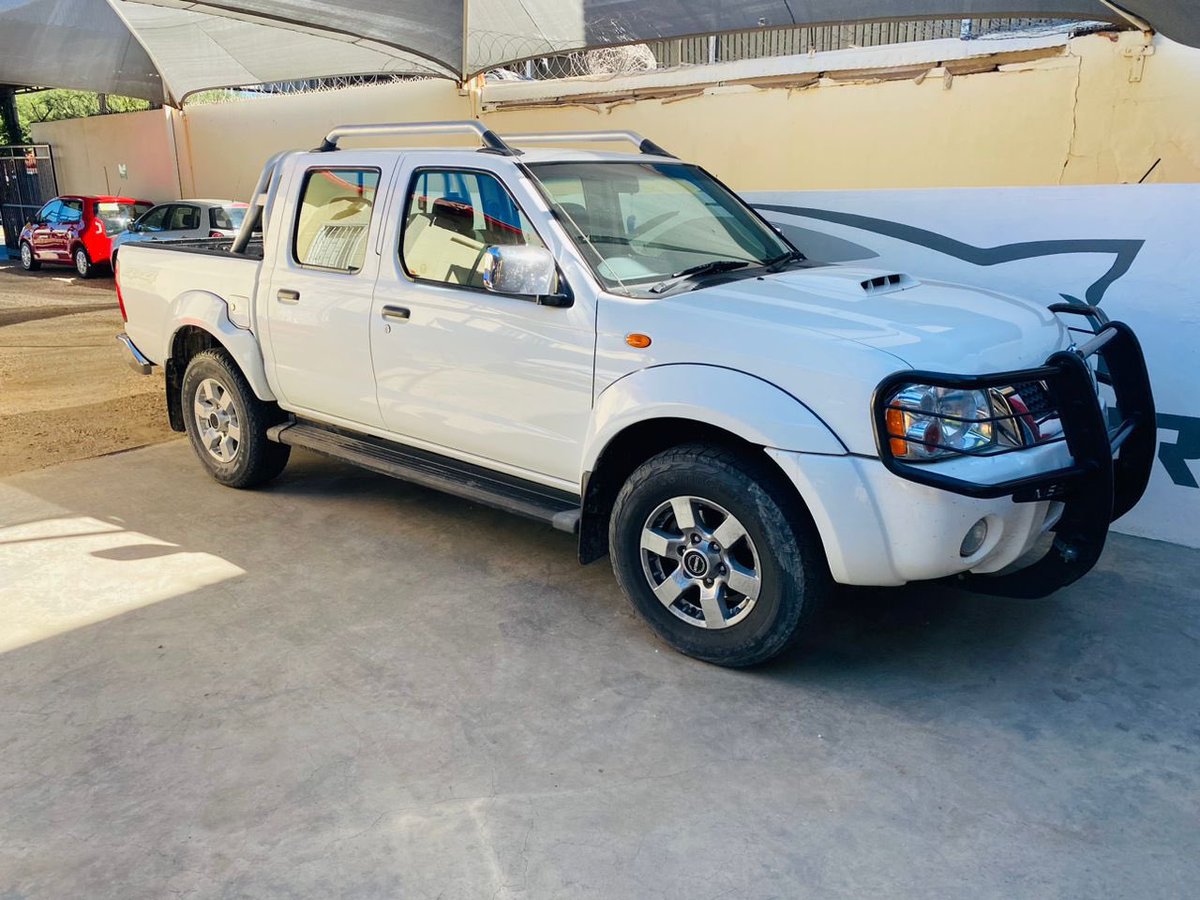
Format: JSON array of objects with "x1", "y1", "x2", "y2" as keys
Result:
[
  {"x1": 163, "y1": 298, "x2": 275, "y2": 432},
  {"x1": 578, "y1": 365, "x2": 846, "y2": 564}
]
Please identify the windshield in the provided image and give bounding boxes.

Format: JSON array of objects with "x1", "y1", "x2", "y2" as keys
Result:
[
  {"x1": 526, "y1": 161, "x2": 794, "y2": 295},
  {"x1": 98, "y1": 202, "x2": 152, "y2": 234}
]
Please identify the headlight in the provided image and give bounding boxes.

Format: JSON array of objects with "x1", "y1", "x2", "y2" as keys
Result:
[
  {"x1": 881, "y1": 379, "x2": 1065, "y2": 461},
  {"x1": 883, "y1": 385, "x2": 996, "y2": 459}
]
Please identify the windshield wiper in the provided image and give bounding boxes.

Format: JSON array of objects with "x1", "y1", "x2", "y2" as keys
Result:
[
  {"x1": 763, "y1": 249, "x2": 806, "y2": 273},
  {"x1": 648, "y1": 259, "x2": 752, "y2": 294}
]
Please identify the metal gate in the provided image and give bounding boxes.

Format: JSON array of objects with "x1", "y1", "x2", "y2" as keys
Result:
[{"x1": 0, "y1": 144, "x2": 57, "y2": 254}]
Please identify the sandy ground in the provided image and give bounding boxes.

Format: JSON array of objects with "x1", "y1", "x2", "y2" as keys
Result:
[{"x1": 0, "y1": 257, "x2": 178, "y2": 476}]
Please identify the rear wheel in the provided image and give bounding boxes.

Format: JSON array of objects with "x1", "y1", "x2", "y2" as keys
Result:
[
  {"x1": 609, "y1": 444, "x2": 829, "y2": 667},
  {"x1": 19, "y1": 242, "x2": 39, "y2": 271},
  {"x1": 181, "y1": 349, "x2": 290, "y2": 488},
  {"x1": 73, "y1": 247, "x2": 93, "y2": 278}
]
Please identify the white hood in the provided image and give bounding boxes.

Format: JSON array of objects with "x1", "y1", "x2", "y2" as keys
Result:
[
  {"x1": 595, "y1": 265, "x2": 1071, "y2": 455},
  {"x1": 676, "y1": 265, "x2": 1068, "y2": 373}
]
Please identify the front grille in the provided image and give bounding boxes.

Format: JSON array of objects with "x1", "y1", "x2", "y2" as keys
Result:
[{"x1": 1010, "y1": 381, "x2": 1056, "y2": 420}]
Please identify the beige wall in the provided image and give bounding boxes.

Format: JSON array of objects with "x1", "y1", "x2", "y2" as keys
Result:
[
  {"x1": 30, "y1": 31, "x2": 1200, "y2": 202},
  {"x1": 31, "y1": 108, "x2": 182, "y2": 203},
  {"x1": 179, "y1": 80, "x2": 473, "y2": 200},
  {"x1": 481, "y1": 32, "x2": 1200, "y2": 190}
]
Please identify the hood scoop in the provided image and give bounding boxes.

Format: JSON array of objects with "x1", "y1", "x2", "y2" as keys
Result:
[
  {"x1": 777, "y1": 266, "x2": 920, "y2": 299},
  {"x1": 859, "y1": 273, "x2": 915, "y2": 294}
]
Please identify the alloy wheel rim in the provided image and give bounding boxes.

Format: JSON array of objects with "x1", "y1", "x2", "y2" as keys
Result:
[
  {"x1": 639, "y1": 495, "x2": 762, "y2": 630},
  {"x1": 193, "y1": 377, "x2": 242, "y2": 463},
  {"x1": 75, "y1": 250, "x2": 88, "y2": 275},
  {"x1": 21, "y1": 244, "x2": 31, "y2": 267}
]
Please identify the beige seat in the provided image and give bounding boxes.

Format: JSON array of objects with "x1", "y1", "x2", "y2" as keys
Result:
[{"x1": 404, "y1": 200, "x2": 489, "y2": 286}]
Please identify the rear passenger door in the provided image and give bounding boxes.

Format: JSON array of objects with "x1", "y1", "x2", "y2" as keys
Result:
[
  {"x1": 370, "y1": 163, "x2": 595, "y2": 483},
  {"x1": 262, "y1": 157, "x2": 394, "y2": 428}
]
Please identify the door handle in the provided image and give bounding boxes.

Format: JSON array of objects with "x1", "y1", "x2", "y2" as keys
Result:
[
  {"x1": 381, "y1": 305, "x2": 410, "y2": 322},
  {"x1": 276, "y1": 288, "x2": 300, "y2": 304}
]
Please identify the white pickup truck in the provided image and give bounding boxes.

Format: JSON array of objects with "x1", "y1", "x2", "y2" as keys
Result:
[{"x1": 116, "y1": 121, "x2": 1155, "y2": 666}]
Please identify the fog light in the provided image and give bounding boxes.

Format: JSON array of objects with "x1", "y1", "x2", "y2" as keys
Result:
[{"x1": 960, "y1": 518, "x2": 989, "y2": 557}]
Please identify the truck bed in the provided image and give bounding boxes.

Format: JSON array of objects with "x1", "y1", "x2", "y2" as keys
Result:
[
  {"x1": 126, "y1": 236, "x2": 265, "y2": 261},
  {"x1": 120, "y1": 238, "x2": 264, "y2": 365}
]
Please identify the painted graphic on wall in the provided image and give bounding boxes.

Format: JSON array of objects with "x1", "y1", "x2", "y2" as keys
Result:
[{"x1": 749, "y1": 186, "x2": 1199, "y2": 548}]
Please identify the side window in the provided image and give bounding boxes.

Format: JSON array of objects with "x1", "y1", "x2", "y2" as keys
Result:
[
  {"x1": 37, "y1": 200, "x2": 62, "y2": 224},
  {"x1": 168, "y1": 205, "x2": 200, "y2": 231},
  {"x1": 400, "y1": 168, "x2": 544, "y2": 288},
  {"x1": 293, "y1": 168, "x2": 380, "y2": 272},
  {"x1": 139, "y1": 206, "x2": 171, "y2": 232},
  {"x1": 58, "y1": 199, "x2": 84, "y2": 225}
]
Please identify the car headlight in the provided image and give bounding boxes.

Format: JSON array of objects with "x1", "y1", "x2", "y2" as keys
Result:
[
  {"x1": 883, "y1": 385, "x2": 996, "y2": 459},
  {"x1": 880, "y1": 379, "x2": 1066, "y2": 461}
]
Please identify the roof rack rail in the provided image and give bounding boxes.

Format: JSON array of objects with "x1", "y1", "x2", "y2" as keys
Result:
[
  {"x1": 501, "y1": 130, "x2": 675, "y2": 158},
  {"x1": 315, "y1": 122, "x2": 675, "y2": 159},
  {"x1": 316, "y1": 121, "x2": 516, "y2": 155}
]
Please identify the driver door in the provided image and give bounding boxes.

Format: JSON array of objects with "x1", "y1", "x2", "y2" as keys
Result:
[
  {"x1": 29, "y1": 199, "x2": 61, "y2": 260},
  {"x1": 370, "y1": 163, "x2": 595, "y2": 483}
]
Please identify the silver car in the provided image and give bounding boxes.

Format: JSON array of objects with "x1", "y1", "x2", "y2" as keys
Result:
[{"x1": 109, "y1": 199, "x2": 253, "y2": 263}]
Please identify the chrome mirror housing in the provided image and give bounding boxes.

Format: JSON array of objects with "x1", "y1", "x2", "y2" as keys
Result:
[{"x1": 481, "y1": 245, "x2": 559, "y2": 300}]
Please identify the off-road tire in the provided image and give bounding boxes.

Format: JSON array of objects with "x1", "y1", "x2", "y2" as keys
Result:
[
  {"x1": 181, "y1": 349, "x2": 290, "y2": 488},
  {"x1": 19, "y1": 242, "x2": 40, "y2": 271},
  {"x1": 609, "y1": 443, "x2": 829, "y2": 667}
]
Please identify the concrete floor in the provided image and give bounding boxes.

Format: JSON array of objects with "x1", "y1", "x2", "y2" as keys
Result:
[{"x1": 1, "y1": 442, "x2": 1197, "y2": 898}]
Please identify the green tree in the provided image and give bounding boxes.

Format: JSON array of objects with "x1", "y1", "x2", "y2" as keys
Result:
[{"x1": 6, "y1": 89, "x2": 152, "y2": 142}]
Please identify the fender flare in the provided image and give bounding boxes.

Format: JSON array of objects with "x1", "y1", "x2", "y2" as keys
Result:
[
  {"x1": 163, "y1": 290, "x2": 275, "y2": 401},
  {"x1": 582, "y1": 364, "x2": 846, "y2": 474}
]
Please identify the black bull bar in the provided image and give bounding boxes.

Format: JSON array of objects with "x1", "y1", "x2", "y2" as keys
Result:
[{"x1": 872, "y1": 318, "x2": 1156, "y2": 599}]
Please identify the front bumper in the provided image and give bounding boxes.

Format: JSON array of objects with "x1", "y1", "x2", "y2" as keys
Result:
[
  {"x1": 116, "y1": 332, "x2": 154, "y2": 376},
  {"x1": 770, "y1": 318, "x2": 1155, "y2": 598}
]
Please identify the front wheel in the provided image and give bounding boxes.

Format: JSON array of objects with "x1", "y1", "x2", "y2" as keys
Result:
[
  {"x1": 73, "y1": 247, "x2": 93, "y2": 278},
  {"x1": 181, "y1": 349, "x2": 290, "y2": 488},
  {"x1": 609, "y1": 444, "x2": 830, "y2": 667},
  {"x1": 19, "y1": 242, "x2": 40, "y2": 271}
]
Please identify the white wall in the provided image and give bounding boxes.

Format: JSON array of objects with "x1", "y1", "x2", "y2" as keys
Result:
[{"x1": 749, "y1": 184, "x2": 1200, "y2": 548}]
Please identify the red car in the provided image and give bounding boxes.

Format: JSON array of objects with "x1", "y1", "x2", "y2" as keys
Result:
[{"x1": 18, "y1": 194, "x2": 153, "y2": 278}]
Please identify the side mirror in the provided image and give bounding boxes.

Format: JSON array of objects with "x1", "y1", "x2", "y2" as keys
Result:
[{"x1": 481, "y1": 245, "x2": 570, "y2": 306}]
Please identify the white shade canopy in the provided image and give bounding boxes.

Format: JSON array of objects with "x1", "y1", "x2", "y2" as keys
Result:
[{"x1": 1, "y1": 0, "x2": 1193, "y2": 106}]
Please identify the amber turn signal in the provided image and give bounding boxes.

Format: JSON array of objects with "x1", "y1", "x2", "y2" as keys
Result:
[
  {"x1": 625, "y1": 333, "x2": 652, "y2": 349},
  {"x1": 885, "y1": 406, "x2": 908, "y2": 457}
]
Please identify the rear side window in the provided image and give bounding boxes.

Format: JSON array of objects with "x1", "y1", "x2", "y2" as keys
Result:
[
  {"x1": 168, "y1": 205, "x2": 200, "y2": 230},
  {"x1": 96, "y1": 202, "x2": 148, "y2": 233},
  {"x1": 59, "y1": 199, "x2": 84, "y2": 224},
  {"x1": 293, "y1": 168, "x2": 380, "y2": 272},
  {"x1": 210, "y1": 206, "x2": 247, "y2": 231}
]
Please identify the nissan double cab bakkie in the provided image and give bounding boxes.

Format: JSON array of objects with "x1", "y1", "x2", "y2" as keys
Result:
[{"x1": 114, "y1": 121, "x2": 1156, "y2": 667}]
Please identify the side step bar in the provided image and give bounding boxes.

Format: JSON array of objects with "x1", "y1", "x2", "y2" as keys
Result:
[{"x1": 267, "y1": 421, "x2": 581, "y2": 533}]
